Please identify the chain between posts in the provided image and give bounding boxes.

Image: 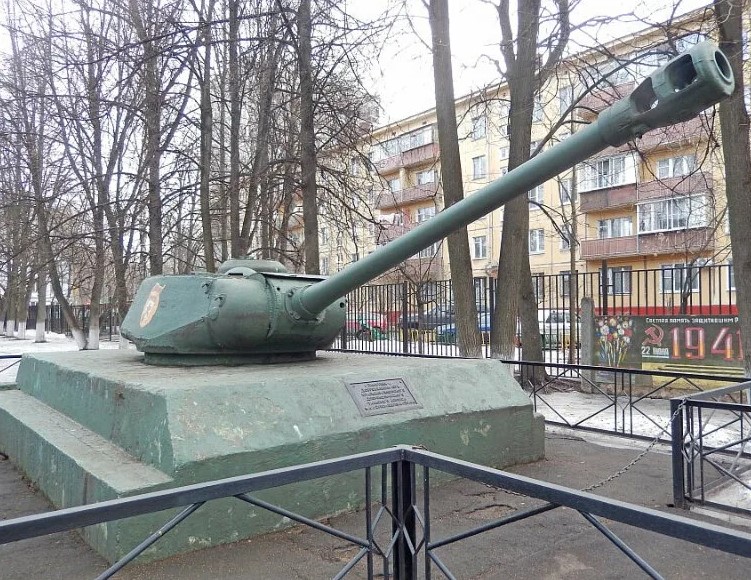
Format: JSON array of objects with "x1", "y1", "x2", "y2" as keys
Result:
[{"x1": 581, "y1": 400, "x2": 686, "y2": 493}]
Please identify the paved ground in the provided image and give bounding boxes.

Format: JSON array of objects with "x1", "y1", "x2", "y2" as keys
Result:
[{"x1": 1, "y1": 426, "x2": 750, "y2": 579}]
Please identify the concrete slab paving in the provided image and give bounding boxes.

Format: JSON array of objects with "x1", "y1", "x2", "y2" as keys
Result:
[{"x1": 1, "y1": 427, "x2": 750, "y2": 579}]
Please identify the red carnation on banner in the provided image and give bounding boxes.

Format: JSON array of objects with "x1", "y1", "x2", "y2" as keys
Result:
[{"x1": 596, "y1": 315, "x2": 633, "y2": 367}]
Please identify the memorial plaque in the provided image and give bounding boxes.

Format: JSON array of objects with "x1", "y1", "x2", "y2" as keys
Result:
[{"x1": 346, "y1": 378, "x2": 422, "y2": 417}]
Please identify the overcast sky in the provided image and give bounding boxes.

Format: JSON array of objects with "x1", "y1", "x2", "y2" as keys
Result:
[{"x1": 358, "y1": 0, "x2": 708, "y2": 124}]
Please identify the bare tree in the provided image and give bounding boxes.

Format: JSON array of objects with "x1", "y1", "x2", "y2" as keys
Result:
[
  {"x1": 714, "y1": 0, "x2": 751, "y2": 375},
  {"x1": 489, "y1": 0, "x2": 570, "y2": 365},
  {"x1": 427, "y1": 0, "x2": 482, "y2": 357}
]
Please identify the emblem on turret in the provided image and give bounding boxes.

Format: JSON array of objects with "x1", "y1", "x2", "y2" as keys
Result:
[{"x1": 139, "y1": 283, "x2": 165, "y2": 328}]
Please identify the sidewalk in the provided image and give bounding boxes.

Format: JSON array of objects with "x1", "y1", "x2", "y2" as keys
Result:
[{"x1": 1, "y1": 426, "x2": 749, "y2": 579}]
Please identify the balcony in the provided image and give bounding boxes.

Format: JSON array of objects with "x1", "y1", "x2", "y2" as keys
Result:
[
  {"x1": 581, "y1": 228, "x2": 715, "y2": 261},
  {"x1": 637, "y1": 171, "x2": 713, "y2": 202},
  {"x1": 638, "y1": 228, "x2": 714, "y2": 255},
  {"x1": 637, "y1": 115, "x2": 708, "y2": 151},
  {"x1": 579, "y1": 182, "x2": 637, "y2": 212},
  {"x1": 376, "y1": 184, "x2": 439, "y2": 210},
  {"x1": 376, "y1": 222, "x2": 412, "y2": 244},
  {"x1": 375, "y1": 143, "x2": 439, "y2": 174},
  {"x1": 578, "y1": 82, "x2": 635, "y2": 114},
  {"x1": 581, "y1": 236, "x2": 638, "y2": 260}
]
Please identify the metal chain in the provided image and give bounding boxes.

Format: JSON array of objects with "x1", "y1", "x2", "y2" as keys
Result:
[{"x1": 580, "y1": 399, "x2": 686, "y2": 492}]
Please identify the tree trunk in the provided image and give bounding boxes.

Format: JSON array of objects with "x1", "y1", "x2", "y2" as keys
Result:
[
  {"x1": 228, "y1": 0, "x2": 241, "y2": 257},
  {"x1": 35, "y1": 268, "x2": 47, "y2": 343},
  {"x1": 428, "y1": 0, "x2": 482, "y2": 358},
  {"x1": 714, "y1": 0, "x2": 751, "y2": 376},
  {"x1": 199, "y1": 0, "x2": 216, "y2": 271},
  {"x1": 298, "y1": 0, "x2": 320, "y2": 274}
]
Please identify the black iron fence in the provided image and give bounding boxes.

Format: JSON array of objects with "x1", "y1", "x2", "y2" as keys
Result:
[
  {"x1": 671, "y1": 381, "x2": 751, "y2": 515},
  {"x1": 19, "y1": 305, "x2": 122, "y2": 341},
  {"x1": 517, "y1": 359, "x2": 745, "y2": 441},
  {"x1": 1, "y1": 445, "x2": 750, "y2": 579},
  {"x1": 340, "y1": 263, "x2": 737, "y2": 362}
]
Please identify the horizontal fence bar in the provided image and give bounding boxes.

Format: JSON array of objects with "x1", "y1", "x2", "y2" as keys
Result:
[
  {"x1": 677, "y1": 381, "x2": 751, "y2": 401},
  {"x1": 0, "y1": 447, "x2": 403, "y2": 544},
  {"x1": 403, "y1": 448, "x2": 751, "y2": 558}
]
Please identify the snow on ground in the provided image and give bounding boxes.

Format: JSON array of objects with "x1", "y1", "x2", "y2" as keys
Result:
[{"x1": 0, "y1": 333, "x2": 126, "y2": 385}]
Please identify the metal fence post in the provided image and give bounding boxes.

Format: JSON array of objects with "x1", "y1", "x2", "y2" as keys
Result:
[
  {"x1": 401, "y1": 281, "x2": 409, "y2": 355},
  {"x1": 392, "y1": 459, "x2": 416, "y2": 579},
  {"x1": 670, "y1": 398, "x2": 686, "y2": 509}
]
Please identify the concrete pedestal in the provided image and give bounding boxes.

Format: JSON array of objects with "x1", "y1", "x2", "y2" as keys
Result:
[{"x1": 0, "y1": 350, "x2": 544, "y2": 562}]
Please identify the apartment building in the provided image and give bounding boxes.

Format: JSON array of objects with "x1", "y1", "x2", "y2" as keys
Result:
[{"x1": 309, "y1": 12, "x2": 747, "y2": 312}]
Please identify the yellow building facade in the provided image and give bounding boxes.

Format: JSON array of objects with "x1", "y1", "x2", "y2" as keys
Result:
[{"x1": 309, "y1": 13, "x2": 747, "y2": 316}]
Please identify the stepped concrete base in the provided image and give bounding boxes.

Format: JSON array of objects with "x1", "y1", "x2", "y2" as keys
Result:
[{"x1": 0, "y1": 350, "x2": 544, "y2": 562}]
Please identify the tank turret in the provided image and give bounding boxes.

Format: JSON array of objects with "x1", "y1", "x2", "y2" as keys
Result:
[{"x1": 121, "y1": 42, "x2": 734, "y2": 364}]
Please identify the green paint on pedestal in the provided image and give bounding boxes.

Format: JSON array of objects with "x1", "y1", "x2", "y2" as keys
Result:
[{"x1": 0, "y1": 351, "x2": 543, "y2": 562}]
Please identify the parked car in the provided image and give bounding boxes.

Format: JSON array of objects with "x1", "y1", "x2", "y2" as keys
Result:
[
  {"x1": 400, "y1": 306, "x2": 455, "y2": 330},
  {"x1": 516, "y1": 309, "x2": 580, "y2": 349},
  {"x1": 345, "y1": 312, "x2": 388, "y2": 339},
  {"x1": 435, "y1": 311, "x2": 491, "y2": 344}
]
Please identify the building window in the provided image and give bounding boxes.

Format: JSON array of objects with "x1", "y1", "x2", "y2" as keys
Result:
[
  {"x1": 728, "y1": 260, "x2": 735, "y2": 290},
  {"x1": 416, "y1": 169, "x2": 436, "y2": 185},
  {"x1": 387, "y1": 177, "x2": 401, "y2": 192},
  {"x1": 532, "y1": 95, "x2": 544, "y2": 122},
  {"x1": 657, "y1": 154, "x2": 695, "y2": 179},
  {"x1": 558, "y1": 178, "x2": 574, "y2": 205},
  {"x1": 661, "y1": 262, "x2": 707, "y2": 293},
  {"x1": 472, "y1": 155, "x2": 487, "y2": 179},
  {"x1": 533, "y1": 274, "x2": 545, "y2": 302},
  {"x1": 638, "y1": 195, "x2": 707, "y2": 233},
  {"x1": 559, "y1": 271, "x2": 571, "y2": 296},
  {"x1": 529, "y1": 229, "x2": 545, "y2": 254},
  {"x1": 499, "y1": 145, "x2": 509, "y2": 160},
  {"x1": 579, "y1": 154, "x2": 630, "y2": 191},
  {"x1": 471, "y1": 115, "x2": 487, "y2": 140},
  {"x1": 560, "y1": 227, "x2": 572, "y2": 250},
  {"x1": 528, "y1": 184, "x2": 544, "y2": 208},
  {"x1": 558, "y1": 85, "x2": 573, "y2": 113},
  {"x1": 598, "y1": 217, "x2": 632, "y2": 239},
  {"x1": 320, "y1": 227, "x2": 329, "y2": 243},
  {"x1": 320, "y1": 257, "x2": 329, "y2": 275},
  {"x1": 472, "y1": 235, "x2": 487, "y2": 259},
  {"x1": 416, "y1": 206, "x2": 436, "y2": 223},
  {"x1": 530, "y1": 140, "x2": 539, "y2": 154},
  {"x1": 417, "y1": 242, "x2": 439, "y2": 259},
  {"x1": 604, "y1": 266, "x2": 632, "y2": 295},
  {"x1": 350, "y1": 252, "x2": 360, "y2": 263}
]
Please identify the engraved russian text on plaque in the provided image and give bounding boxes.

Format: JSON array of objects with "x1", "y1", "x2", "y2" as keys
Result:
[{"x1": 346, "y1": 378, "x2": 422, "y2": 417}]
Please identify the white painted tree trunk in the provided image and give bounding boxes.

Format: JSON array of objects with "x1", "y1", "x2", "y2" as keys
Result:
[
  {"x1": 5, "y1": 319, "x2": 16, "y2": 338},
  {"x1": 87, "y1": 326, "x2": 100, "y2": 350},
  {"x1": 70, "y1": 327, "x2": 87, "y2": 349}
]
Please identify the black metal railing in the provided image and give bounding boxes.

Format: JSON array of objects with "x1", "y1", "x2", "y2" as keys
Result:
[
  {"x1": 340, "y1": 263, "x2": 738, "y2": 362},
  {"x1": 671, "y1": 381, "x2": 751, "y2": 515},
  {"x1": 518, "y1": 359, "x2": 745, "y2": 441},
  {"x1": 2, "y1": 445, "x2": 751, "y2": 579},
  {"x1": 0, "y1": 354, "x2": 22, "y2": 384}
]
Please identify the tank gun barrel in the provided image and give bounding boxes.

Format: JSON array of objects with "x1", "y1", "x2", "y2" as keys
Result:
[{"x1": 291, "y1": 41, "x2": 734, "y2": 319}]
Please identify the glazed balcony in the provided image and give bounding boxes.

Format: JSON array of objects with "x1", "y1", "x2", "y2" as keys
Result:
[
  {"x1": 579, "y1": 182, "x2": 637, "y2": 212},
  {"x1": 375, "y1": 143, "x2": 439, "y2": 175},
  {"x1": 637, "y1": 171, "x2": 713, "y2": 202},
  {"x1": 376, "y1": 184, "x2": 439, "y2": 210},
  {"x1": 581, "y1": 236, "x2": 638, "y2": 260}
]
